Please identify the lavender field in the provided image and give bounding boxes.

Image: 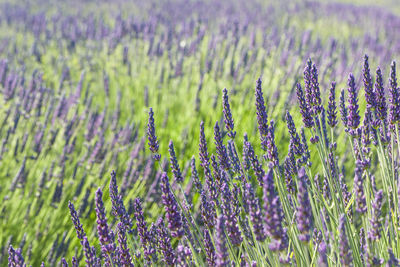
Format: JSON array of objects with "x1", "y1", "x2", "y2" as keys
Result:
[{"x1": 2, "y1": 0, "x2": 400, "y2": 266}]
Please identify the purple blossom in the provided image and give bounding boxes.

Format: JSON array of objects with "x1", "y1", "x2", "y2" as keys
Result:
[
  {"x1": 375, "y1": 67, "x2": 387, "y2": 123},
  {"x1": 109, "y1": 171, "x2": 132, "y2": 230},
  {"x1": 147, "y1": 108, "x2": 160, "y2": 161},
  {"x1": 156, "y1": 218, "x2": 176, "y2": 266},
  {"x1": 368, "y1": 190, "x2": 383, "y2": 241},
  {"x1": 190, "y1": 156, "x2": 202, "y2": 192},
  {"x1": 68, "y1": 201, "x2": 86, "y2": 240},
  {"x1": 200, "y1": 190, "x2": 216, "y2": 229},
  {"x1": 353, "y1": 162, "x2": 366, "y2": 214},
  {"x1": 311, "y1": 63, "x2": 323, "y2": 114},
  {"x1": 8, "y1": 245, "x2": 25, "y2": 267},
  {"x1": 244, "y1": 140, "x2": 265, "y2": 186},
  {"x1": 204, "y1": 229, "x2": 216, "y2": 266},
  {"x1": 214, "y1": 122, "x2": 230, "y2": 170},
  {"x1": 285, "y1": 110, "x2": 303, "y2": 158},
  {"x1": 340, "y1": 89, "x2": 348, "y2": 127},
  {"x1": 388, "y1": 61, "x2": 400, "y2": 125},
  {"x1": 160, "y1": 172, "x2": 184, "y2": 238},
  {"x1": 133, "y1": 198, "x2": 155, "y2": 261},
  {"x1": 95, "y1": 188, "x2": 116, "y2": 265},
  {"x1": 347, "y1": 73, "x2": 361, "y2": 132},
  {"x1": 222, "y1": 88, "x2": 236, "y2": 138},
  {"x1": 296, "y1": 83, "x2": 314, "y2": 128},
  {"x1": 215, "y1": 215, "x2": 229, "y2": 267},
  {"x1": 265, "y1": 120, "x2": 279, "y2": 168},
  {"x1": 327, "y1": 82, "x2": 337, "y2": 128},
  {"x1": 117, "y1": 222, "x2": 134, "y2": 267},
  {"x1": 244, "y1": 182, "x2": 265, "y2": 241},
  {"x1": 254, "y1": 77, "x2": 269, "y2": 146},
  {"x1": 263, "y1": 169, "x2": 287, "y2": 251},
  {"x1": 296, "y1": 167, "x2": 313, "y2": 242},
  {"x1": 363, "y1": 54, "x2": 375, "y2": 110},
  {"x1": 168, "y1": 140, "x2": 183, "y2": 183}
]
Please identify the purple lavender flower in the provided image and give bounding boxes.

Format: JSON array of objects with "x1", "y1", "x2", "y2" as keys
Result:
[
  {"x1": 61, "y1": 258, "x2": 68, "y2": 267},
  {"x1": 245, "y1": 140, "x2": 265, "y2": 186},
  {"x1": 296, "y1": 167, "x2": 313, "y2": 242},
  {"x1": 226, "y1": 140, "x2": 241, "y2": 173},
  {"x1": 363, "y1": 55, "x2": 375, "y2": 110},
  {"x1": 254, "y1": 78, "x2": 269, "y2": 145},
  {"x1": 160, "y1": 172, "x2": 184, "y2": 238},
  {"x1": 214, "y1": 122, "x2": 230, "y2": 170},
  {"x1": 199, "y1": 121, "x2": 210, "y2": 170},
  {"x1": 147, "y1": 108, "x2": 160, "y2": 161},
  {"x1": 387, "y1": 248, "x2": 399, "y2": 267},
  {"x1": 347, "y1": 73, "x2": 361, "y2": 132},
  {"x1": 204, "y1": 229, "x2": 216, "y2": 267},
  {"x1": 327, "y1": 82, "x2": 337, "y2": 128},
  {"x1": 117, "y1": 222, "x2": 134, "y2": 267},
  {"x1": 190, "y1": 156, "x2": 202, "y2": 192},
  {"x1": 156, "y1": 218, "x2": 176, "y2": 266},
  {"x1": 215, "y1": 215, "x2": 229, "y2": 267},
  {"x1": 244, "y1": 182, "x2": 265, "y2": 241},
  {"x1": 95, "y1": 188, "x2": 116, "y2": 265},
  {"x1": 82, "y1": 237, "x2": 97, "y2": 266},
  {"x1": 353, "y1": 162, "x2": 366, "y2": 214},
  {"x1": 263, "y1": 169, "x2": 287, "y2": 251},
  {"x1": 133, "y1": 198, "x2": 155, "y2": 261},
  {"x1": 68, "y1": 201, "x2": 86, "y2": 240},
  {"x1": 296, "y1": 83, "x2": 314, "y2": 128},
  {"x1": 368, "y1": 190, "x2": 383, "y2": 241},
  {"x1": 318, "y1": 241, "x2": 328, "y2": 267},
  {"x1": 168, "y1": 140, "x2": 183, "y2": 183},
  {"x1": 285, "y1": 110, "x2": 303, "y2": 158},
  {"x1": 109, "y1": 171, "x2": 132, "y2": 230},
  {"x1": 220, "y1": 175, "x2": 242, "y2": 246},
  {"x1": 311, "y1": 63, "x2": 323, "y2": 114},
  {"x1": 338, "y1": 214, "x2": 353, "y2": 267},
  {"x1": 360, "y1": 228, "x2": 366, "y2": 266},
  {"x1": 375, "y1": 67, "x2": 387, "y2": 123},
  {"x1": 200, "y1": 190, "x2": 216, "y2": 229},
  {"x1": 388, "y1": 61, "x2": 400, "y2": 125},
  {"x1": 265, "y1": 120, "x2": 279, "y2": 167},
  {"x1": 222, "y1": 88, "x2": 236, "y2": 138},
  {"x1": 340, "y1": 89, "x2": 348, "y2": 127},
  {"x1": 8, "y1": 245, "x2": 25, "y2": 267},
  {"x1": 303, "y1": 59, "x2": 314, "y2": 113}
]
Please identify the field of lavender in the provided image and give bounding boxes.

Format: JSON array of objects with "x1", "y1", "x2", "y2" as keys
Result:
[{"x1": 2, "y1": 0, "x2": 400, "y2": 266}]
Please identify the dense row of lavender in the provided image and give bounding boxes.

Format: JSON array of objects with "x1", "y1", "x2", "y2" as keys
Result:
[
  {"x1": 2, "y1": 0, "x2": 400, "y2": 266},
  {"x1": 9, "y1": 56, "x2": 400, "y2": 266}
]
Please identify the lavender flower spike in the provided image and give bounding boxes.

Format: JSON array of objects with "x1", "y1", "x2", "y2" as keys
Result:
[
  {"x1": 338, "y1": 214, "x2": 353, "y2": 267},
  {"x1": 133, "y1": 198, "x2": 155, "y2": 261},
  {"x1": 375, "y1": 67, "x2": 387, "y2": 123},
  {"x1": 296, "y1": 83, "x2": 314, "y2": 128},
  {"x1": 147, "y1": 107, "x2": 161, "y2": 161},
  {"x1": 204, "y1": 229, "x2": 216, "y2": 266},
  {"x1": 353, "y1": 162, "x2": 366, "y2": 214},
  {"x1": 160, "y1": 172, "x2": 184, "y2": 238},
  {"x1": 347, "y1": 73, "x2": 361, "y2": 134},
  {"x1": 340, "y1": 89, "x2": 348, "y2": 127},
  {"x1": 245, "y1": 182, "x2": 265, "y2": 241},
  {"x1": 157, "y1": 218, "x2": 176, "y2": 266},
  {"x1": 68, "y1": 201, "x2": 86, "y2": 240},
  {"x1": 222, "y1": 88, "x2": 236, "y2": 138},
  {"x1": 296, "y1": 167, "x2": 313, "y2": 242},
  {"x1": 117, "y1": 222, "x2": 134, "y2": 267},
  {"x1": 215, "y1": 215, "x2": 229, "y2": 267},
  {"x1": 311, "y1": 63, "x2": 323, "y2": 114},
  {"x1": 8, "y1": 245, "x2": 25, "y2": 267},
  {"x1": 168, "y1": 140, "x2": 183, "y2": 183},
  {"x1": 388, "y1": 61, "x2": 400, "y2": 125},
  {"x1": 214, "y1": 122, "x2": 230, "y2": 170},
  {"x1": 368, "y1": 190, "x2": 383, "y2": 241},
  {"x1": 95, "y1": 187, "x2": 116, "y2": 265},
  {"x1": 266, "y1": 120, "x2": 279, "y2": 167},
  {"x1": 254, "y1": 77, "x2": 269, "y2": 139},
  {"x1": 362, "y1": 54, "x2": 375, "y2": 110},
  {"x1": 327, "y1": 82, "x2": 337, "y2": 128}
]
